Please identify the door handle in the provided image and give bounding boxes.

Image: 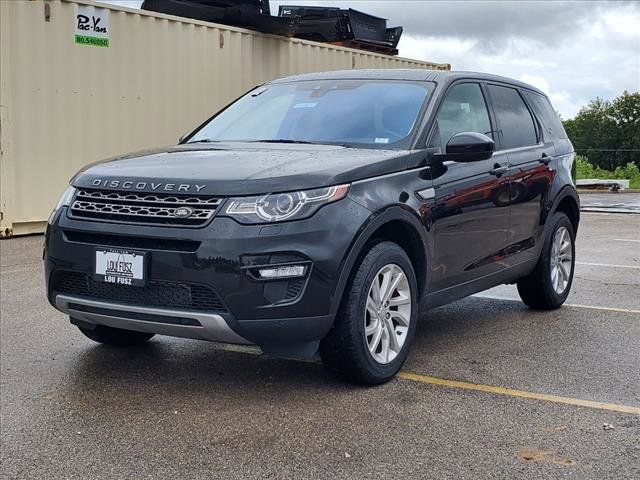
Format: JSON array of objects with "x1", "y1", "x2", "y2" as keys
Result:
[
  {"x1": 490, "y1": 164, "x2": 508, "y2": 177},
  {"x1": 540, "y1": 153, "x2": 551, "y2": 165}
]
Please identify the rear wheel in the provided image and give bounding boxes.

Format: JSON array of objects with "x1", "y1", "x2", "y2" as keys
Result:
[
  {"x1": 517, "y1": 212, "x2": 575, "y2": 309},
  {"x1": 76, "y1": 322, "x2": 155, "y2": 346},
  {"x1": 319, "y1": 242, "x2": 418, "y2": 385}
]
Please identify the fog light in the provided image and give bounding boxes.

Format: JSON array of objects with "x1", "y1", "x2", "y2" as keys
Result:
[{"x1": 258, "y1": 265, "x2": 307, "y2": 279}]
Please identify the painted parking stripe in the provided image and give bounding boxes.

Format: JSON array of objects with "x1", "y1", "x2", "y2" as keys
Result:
[
  {"x1": 612, "y1": 238, "x2": 640, "y2": 243},
  {"x1": 474, "y1": 294, "x2": 640, "y2": 315},
  {"x1": 398, "y1": 372, "x2": 640, "y2": 415},
  {"x1": 580, "y1": 208, "x2": 639, "y2": 214},
  {"x1": 576, "y1": 261, "x2": 640, "y2": 270},
  {"x1": 218, "y1": 345, "x2": 640, "y2": 415},
  {"x1": 581, "y1": 212, "x2": 634, "y2": 217},
  {"x1": 556, "y1": 303, "x2": 640, "y2": 314}
]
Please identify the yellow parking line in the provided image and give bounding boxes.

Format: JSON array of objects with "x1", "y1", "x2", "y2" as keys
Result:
[
  {"x1": 398, "y1": 372, "x2": 640, "y2": 415},
  {"x1": 563, "y1": 303, "x2": 640, "y2": 314},
  {"x1": 219, "y1": 345, "x2": 640, "y2": 414}
]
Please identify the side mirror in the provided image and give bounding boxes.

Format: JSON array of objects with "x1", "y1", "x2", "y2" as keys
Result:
[
  {"x1": 434, "y1": 132, "x2": 494, "y2": 163},
  {"x1": 178, "y1": 132, "x2": 190, "y2": 144}
]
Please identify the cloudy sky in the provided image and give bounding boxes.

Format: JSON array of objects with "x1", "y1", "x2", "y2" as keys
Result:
[{"x1": 106, "y1": 0, "x2": 639, "y2": 119}]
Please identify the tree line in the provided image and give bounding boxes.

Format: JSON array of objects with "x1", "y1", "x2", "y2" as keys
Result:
[{"x1": 562, "y1": 91, "x2": 639, "y2": 171}]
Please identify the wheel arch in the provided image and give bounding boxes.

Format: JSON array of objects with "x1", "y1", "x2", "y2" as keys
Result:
[
  {"x1": 329, "y1": 206, "x2": 430, "y2": 316},
  {"x1": 549, "y1": 186, "x2": 580, "y2": 234}
]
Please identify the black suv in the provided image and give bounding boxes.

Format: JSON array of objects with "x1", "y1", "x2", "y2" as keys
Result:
[{"x1": 45, "y1": 70, "x2": 579, "y2": 384}]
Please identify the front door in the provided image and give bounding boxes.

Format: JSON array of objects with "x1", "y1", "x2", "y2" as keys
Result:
[{"x1": 428, "y1": 82, "x2": 510, "y2": 292}]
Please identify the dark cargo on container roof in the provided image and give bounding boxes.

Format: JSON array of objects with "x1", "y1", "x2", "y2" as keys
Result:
[{"x1": 141, "y1": 0, "x2": 403, "y2": 55}]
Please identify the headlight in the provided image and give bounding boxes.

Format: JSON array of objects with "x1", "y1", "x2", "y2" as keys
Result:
[
  {"x1": 225, "y1": 184, "x2": 349, "y2": 224},
  {"x1": 48, "y1": 186, "x2": 76, "y2": 224}
]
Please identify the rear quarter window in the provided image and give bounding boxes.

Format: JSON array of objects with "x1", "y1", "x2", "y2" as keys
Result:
[
  {"x1": 522, "y1": 90, "x2": 568, "y2": 140},
  {"x1": 487, "y1": 84, "x2": 538, "y2": 150}
]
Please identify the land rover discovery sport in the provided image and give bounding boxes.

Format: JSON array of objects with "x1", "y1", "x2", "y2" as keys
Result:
[{"x1": 45, "y1": 70, "x2": 579, "y2": 384}]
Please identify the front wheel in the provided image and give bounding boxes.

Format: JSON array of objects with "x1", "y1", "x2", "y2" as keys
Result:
[
  {"x1": 319, "y1": 242, "x2": 418, "y2": 385},
  {"x1": 517, "y1": 212, "x2": 575, "y2": 309}
]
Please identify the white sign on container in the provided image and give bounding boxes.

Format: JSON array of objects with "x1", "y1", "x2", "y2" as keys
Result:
[{"x1": 74, "y1": 4, "x2": 110, "y2": 47}]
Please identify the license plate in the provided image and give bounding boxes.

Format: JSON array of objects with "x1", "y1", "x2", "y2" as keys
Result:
[{"x1": 94, "y1": 248, "x2": 147, "y2": 286}]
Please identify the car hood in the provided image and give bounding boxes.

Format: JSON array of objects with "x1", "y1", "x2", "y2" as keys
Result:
[{"x1": 71, "y1": 143, "x2": 413, "y2": 195}]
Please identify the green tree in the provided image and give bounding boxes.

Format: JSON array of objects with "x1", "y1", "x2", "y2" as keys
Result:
[
  {"x1": 563, "y1": 91, "x2": 639, "y2": 171},
  {"x1": 610, "y1": 91, "x2": 640, "y2": 168}
]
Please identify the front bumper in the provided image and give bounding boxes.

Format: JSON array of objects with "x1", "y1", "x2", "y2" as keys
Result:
[
  {"x1": 55, "y1": 294, "x2": 251, "y2": 344},
  {"x1": 44, "y1": 198, "x2": 370, "y2": 354}
]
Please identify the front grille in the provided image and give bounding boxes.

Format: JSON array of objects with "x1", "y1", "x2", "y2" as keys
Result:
[
  {"x1": 53, "y1": 271, "x2": 227, "y2": 313},
  {"x1": 69, "y1": 188, "x2": 223, "y2": 227}
]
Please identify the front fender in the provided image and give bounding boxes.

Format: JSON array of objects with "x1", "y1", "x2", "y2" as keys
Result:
[{"x1": 328, "y1": 205, "x2": 431, "y2": 316}]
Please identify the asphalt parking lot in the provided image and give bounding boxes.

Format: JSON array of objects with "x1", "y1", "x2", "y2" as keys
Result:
[{"x1": 1, "y1": 211, "x2": 639, "y2": 479}]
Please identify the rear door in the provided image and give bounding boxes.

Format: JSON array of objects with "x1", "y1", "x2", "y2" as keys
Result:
[
  {"x1": 485, "y1": 84, "x2": 553, "y2": 266},
  {"x1": 428, "y1": 82, "x2": 510, "y2": 292}
]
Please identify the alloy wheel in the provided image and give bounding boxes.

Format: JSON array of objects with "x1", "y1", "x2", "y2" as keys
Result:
[
  {"x1": 364, "y1": 264, "x2": 412, "y2": 364},
  {"x1": 550, "y1": 226, "x2": 573, "y2": 294}
]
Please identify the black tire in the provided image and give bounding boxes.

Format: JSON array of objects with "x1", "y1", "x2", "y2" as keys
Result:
[
  {"x1": 516, "y1": 212, "x2": 575, "y2": 310},
  {"x1": 76, "y1": 322, "x2": 155, "y2": 347},
  {"x1": 319, "y1": 241, "x2": 418, "y2": 385}
]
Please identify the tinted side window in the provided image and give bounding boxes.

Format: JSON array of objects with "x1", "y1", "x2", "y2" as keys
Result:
[
  {"x1": 522, "y1": 90, "x2": 568, "y2": 139},
  {"x1": 487, "y1": 85, "x2": 537, "y2": 149},
  {"x1": 430, "y1": 83, "x2": 492, "y2": 151}
]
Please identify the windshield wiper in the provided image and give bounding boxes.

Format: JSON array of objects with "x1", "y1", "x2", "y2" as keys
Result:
[
  {"x1": 251, "y1": 139, "x2": 319, "y2": 145},
  {"x1": 185, "y1": 138, "x2": 219, "y2": 144}
]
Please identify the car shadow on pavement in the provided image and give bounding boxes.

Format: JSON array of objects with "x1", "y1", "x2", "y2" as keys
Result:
[
  {"x1": 57, "y1": 337, "x2": 359, "y2": 414},
  {"x1": 56, "y1": 296, "x2": 546, "y2": 419},
  {"x1": 414, "y1": 295, "x2": 536, "y2": 343}
]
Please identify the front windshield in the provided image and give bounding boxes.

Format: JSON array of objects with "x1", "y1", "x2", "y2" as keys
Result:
[{"x1": 188, "y1": 80, "x2": 432, "y2": 147}]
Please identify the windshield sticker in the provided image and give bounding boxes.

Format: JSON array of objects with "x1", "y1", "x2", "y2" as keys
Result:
[
  {"x1": 75, "y1": 4, "x2": 110, "y2": 48},
  {"x1": 293, "y1": 102, "x2": 318, "y2": 109},
  {"x1": 375, "y1": 138, "x2": 390, "y2": 144}
]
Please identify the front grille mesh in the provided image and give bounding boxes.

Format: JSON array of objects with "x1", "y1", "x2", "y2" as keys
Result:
[
  {"x1": 69, "y1": 188, "x2": 223, "y2": 226},
  {"x1": 53, "y1": 271, "x2": 227, "y2": 313}
]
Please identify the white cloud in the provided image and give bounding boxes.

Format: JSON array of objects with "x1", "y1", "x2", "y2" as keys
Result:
[{"x1": 520, "y1": 75, "x2": 550, "y2": 94}]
